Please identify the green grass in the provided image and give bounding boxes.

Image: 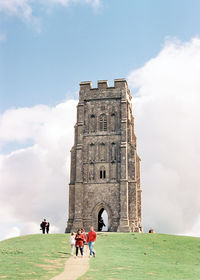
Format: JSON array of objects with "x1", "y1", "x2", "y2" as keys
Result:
[
  {"x1": 0, "y1": 234, "x2": 70, "y2": 280},
  {"x1": 79, "y1": 233, "x2": 200, "y2": 280},
  {"x1": 1, "y1": 233, "x2": 200, "y2": 280}
]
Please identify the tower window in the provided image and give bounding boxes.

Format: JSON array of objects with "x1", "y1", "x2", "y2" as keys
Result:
[
  {"x1": 90, "y1": 114, "x2": 96, "y2": 132},
  {"x1": 110, "y1": 113, "x2": 116, "y2": 132},
  {"x1": 89, "y1": 143, "x2": 95, "y2": 161},
  {"x1": 89, "y1": 162, "x2": 94, "y2": 180},
  {"x1": 111, "y1": 142, "x2": 116, "y2": 161},
  {"x1": 99, "y1": 114, "x2": 107, "y2": 131},
  {"x1": 100, "y1": 167, "x2": 106, "y2": 179},
  {"x1": 99, "y1": 143, "x2": 106, "y2": 161}
]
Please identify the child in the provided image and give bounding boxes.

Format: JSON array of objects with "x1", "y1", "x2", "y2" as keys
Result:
[{"x1": 70, "y1": 232, "x2": 75, "y2": 256}]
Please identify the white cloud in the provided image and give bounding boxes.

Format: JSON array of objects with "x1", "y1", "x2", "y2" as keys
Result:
[
  {"x1": 5, "y1": 226, "x2": 21, "y2": 240},
  {"x1": 128, "y1": 37, "x2": 200, "y2": 235},
  {"x1": 0, "y1": 100, "x2": 77, "y2": 240},
  {"x1": 49, "y1": 0, "x2": 100, "y2": 8},
  {"x1": 0, "y1": 0, "x2": 32, "y2": 20},
  {"x1": 0, "y1": 0, "x2": 101, "y2": 22}
]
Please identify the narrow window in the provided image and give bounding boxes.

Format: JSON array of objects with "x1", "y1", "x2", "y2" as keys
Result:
[
  {"x1": 90, "y1": 114, "x2": 96, "y2": 132},
  {"x1": 99, "y1": 114, "x2": 107, "y2": 131},
  {"x1": 111, "y1": 143, "x2": 116, "y2": 161},
  {"x1": 110, "y1": 162, "x2": 116, "y2": 179},
  {"x1": 104, "y1": 117, "x2": 107, "y2": 131},
  {"x1": 99, "y1": 115, "x2": 103, "y2": 131},
  {"x1": 100, "y1": 167, "x2": 106, "y2": 179},
  {"x1": 99, "y1": 143, "x2": 106, "y2": 161},
  {"x1": 89, "y1": 162, "x2": 94, "y2": 180},
  {"x1": 110, "y1": 113, "x2": 116, "y2": 132},
  {"x1": 89, "y1": 143, "x2": 95, "y2": 161}
]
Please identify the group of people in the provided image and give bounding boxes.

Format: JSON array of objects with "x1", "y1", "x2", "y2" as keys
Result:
[
  {"x1": 40, "y1": 219, "x2": 50, "y2": 234},
  {"x1": 70, "y1": 226, "x2": 97, "y2": 258},
  {"x1": 131, "y1": 218, "x2": 142, "y2": 233}
]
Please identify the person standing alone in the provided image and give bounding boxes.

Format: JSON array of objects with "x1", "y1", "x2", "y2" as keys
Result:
[{"x1": 86, "y1": 226, "x2": 97, "y2": 257}]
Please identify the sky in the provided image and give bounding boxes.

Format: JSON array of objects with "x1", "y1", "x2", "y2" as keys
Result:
[{"x1": 1, "y1": 0, "x2": 200, "y2": 240}]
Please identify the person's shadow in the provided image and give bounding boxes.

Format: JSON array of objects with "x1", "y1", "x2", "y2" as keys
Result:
[{"x1": 57, "y1": 251, "x2": 70, "y2": 258}]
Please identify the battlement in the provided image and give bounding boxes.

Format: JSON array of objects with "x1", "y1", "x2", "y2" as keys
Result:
[
  {"x1": 79, "y1": 81, "x2": 92, "y2": 90},
  {"x1": 80, "y1": 79, "x2": 127, "y2": 91}
]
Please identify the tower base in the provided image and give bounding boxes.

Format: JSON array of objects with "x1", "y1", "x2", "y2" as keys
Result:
[{"x1": 117, "y1": 219, "x2": 130, "y2": 232}]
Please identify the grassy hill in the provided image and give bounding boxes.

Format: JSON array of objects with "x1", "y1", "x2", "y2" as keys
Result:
[
  {"x1": 79, "y1": 233, "x2": 200, "y2": 280},
  {"x1": 0, "y1": 233, "x2": 200, "y2": 280},
  {"x1": 0, "y1": 234, "x2": 70, "y2": 280}
]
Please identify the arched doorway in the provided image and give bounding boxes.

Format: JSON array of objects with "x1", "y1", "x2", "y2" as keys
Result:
[
  {"x1": 98, "y1": 208, "x2": 108, "y2": 231},
  {"x1": 91, "y1": 202, "x2": 112, "y2": 232}
]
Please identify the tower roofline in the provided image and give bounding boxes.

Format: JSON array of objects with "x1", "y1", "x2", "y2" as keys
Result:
[{"x1": 80, "y1": 79, "x2": 128, "y2": 91}]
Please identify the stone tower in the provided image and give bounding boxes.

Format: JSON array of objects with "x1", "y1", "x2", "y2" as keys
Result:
[{"x1": 66, "y1": 79, "x2": 142, "y2": 232}]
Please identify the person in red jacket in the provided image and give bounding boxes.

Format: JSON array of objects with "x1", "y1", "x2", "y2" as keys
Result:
[
  {"x1": 75, "y1": 229, "x2": 85, "y2": 257},
  {"x1": 86, "y1": 226, "x2": 97, "y2": 257}
]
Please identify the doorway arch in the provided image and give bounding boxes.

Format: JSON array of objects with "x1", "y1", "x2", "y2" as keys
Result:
[
  {"x1": 98, "y1": 208, "x2": 108, "y2": 231},
  {"x1": 91, "y1": 202, "x2": 112, "y2": 232}
]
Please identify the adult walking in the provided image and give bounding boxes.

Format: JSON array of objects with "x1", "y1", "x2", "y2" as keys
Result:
[
  {"x1": 75, "y1": 229, "x2": 85, "y2": 257},
  {"x1": 86, "y1": 226, "x2": 97, "y2": 257}
]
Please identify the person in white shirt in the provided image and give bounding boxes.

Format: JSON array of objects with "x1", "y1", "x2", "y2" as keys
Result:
[{"x1": 70, "y1": 232, "x2": 75, "y2": 256}]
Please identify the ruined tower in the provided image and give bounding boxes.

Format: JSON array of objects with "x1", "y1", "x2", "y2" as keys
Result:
[{"x1": 66, "y1": 79, "x2": 142, "y2": 232}]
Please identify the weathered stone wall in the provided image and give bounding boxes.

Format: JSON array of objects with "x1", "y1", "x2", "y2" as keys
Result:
[{"x1": 65, "y1": 79, "x2": 142, "y2": 233}]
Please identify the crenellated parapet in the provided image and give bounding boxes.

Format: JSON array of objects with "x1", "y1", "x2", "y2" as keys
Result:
[
  {"x1": 79, "y1": 79, "x2": 131, "y2": 102},
  {"x1": 80, "y1": 79, "x2": 127, "y2": 90}
]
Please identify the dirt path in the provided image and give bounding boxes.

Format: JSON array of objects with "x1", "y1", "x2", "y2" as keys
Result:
[{"x1": 50, "y1": 247, "x2": 89, "y2": 280}]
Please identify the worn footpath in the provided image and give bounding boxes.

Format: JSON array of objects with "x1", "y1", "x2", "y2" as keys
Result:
[{"x1": 50, "y1": 246, "x2": 90, "y2": 280}]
